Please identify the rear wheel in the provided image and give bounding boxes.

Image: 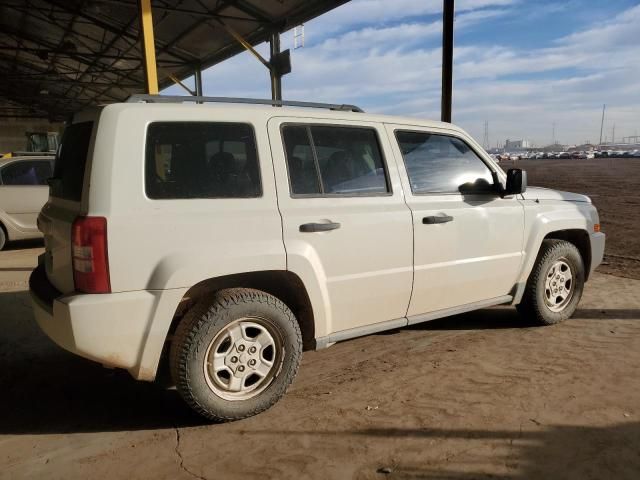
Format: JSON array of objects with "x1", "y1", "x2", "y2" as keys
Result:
[
  {"x1": 170, "y1": 288, "x2": 302, "y2": 421},
  {"x1": 0, "y1": 226, "x2": 6, "y2": 251},
  {"x1": 517, "y1": 239, "x2": 585, "y2": 325}
]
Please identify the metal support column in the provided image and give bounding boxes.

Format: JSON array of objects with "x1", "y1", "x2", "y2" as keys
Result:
[
  {"x1": 138, "y1": 0, "x2": 159, "y2": 94},
  {"x1": 194, "y1": 67, "x2": 203, "y2": 96},
  {"x1": 270, "y1": 33, "x2": 282, "y2": 101},
  {"x1": 441, "y1": 0, "x2": 454, "y2": 123}
]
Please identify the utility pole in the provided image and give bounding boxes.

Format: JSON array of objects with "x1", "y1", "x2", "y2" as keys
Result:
[
  {"x1": 483, "y1": 120, "x2": 489, "y2": 149},
  {"x1": 599, "y1": 104, "x2": 605, "y2": 145},
  {"x1": 612, "y1": 124, "x2": 616, "y2": 144},
  {"x1": 552, "y1": 122, "x2": 556, "y2": 145}
]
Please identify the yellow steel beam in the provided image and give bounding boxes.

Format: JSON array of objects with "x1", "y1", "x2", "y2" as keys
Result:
[
  {"x1": 167, "y1": 73, "x2": 195, "y2": 96},
  {"x1": 138, "y1": 0, "x2": 159, "y2": 94},
  {"x1": 215, "y1": 19, "x2": 271, "y2": 70}
]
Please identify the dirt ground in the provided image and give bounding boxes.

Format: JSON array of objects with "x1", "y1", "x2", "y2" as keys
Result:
[{"x1": 1, "y1": 158, "x2": 640, "y2": 480}]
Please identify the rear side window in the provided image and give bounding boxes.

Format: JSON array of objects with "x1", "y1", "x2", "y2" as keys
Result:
[
  {"x1": 0, "y1": 160, "x2": 52, "y2": 186},
  {"x1": 282, "y1": 125, "x2": 389, "y2": 196},
  {"x1": 51, "y1": 122, "x2": 93, "y2": 201},
  {"x1": 395, "y1": 131, "x2": 494, "y2": 194},
  {"x1": 145, "y1": 122, "x2": 261, "y2": 199}
]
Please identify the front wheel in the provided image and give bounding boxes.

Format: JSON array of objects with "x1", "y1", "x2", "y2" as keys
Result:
[
  {"x1": 170, "y1": 288, "x2": 302, "y2": 422},
  {"x1": 517, "y1": 239, "x2": 585, "y2": 325}
]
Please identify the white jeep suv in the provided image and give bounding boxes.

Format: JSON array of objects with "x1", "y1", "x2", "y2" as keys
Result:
[{"x1": 30, "y1": 96, "x2": 605, "y2": 421}]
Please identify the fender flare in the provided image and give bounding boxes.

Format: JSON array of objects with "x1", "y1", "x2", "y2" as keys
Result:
[{"x1": 512, "y1": 210, "x2": 591, "y2": 304}]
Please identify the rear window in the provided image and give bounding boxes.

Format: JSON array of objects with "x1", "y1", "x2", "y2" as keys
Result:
[
  {"x1": 145, "y1": 122, "x2": 261, "y2": 199},
  {"x1": 51, "y1": 122, "x2": 94, "y2": 201}
]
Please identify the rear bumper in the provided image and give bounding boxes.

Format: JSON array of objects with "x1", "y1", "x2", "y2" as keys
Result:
[
  {"x1": 29, "y1": 264, "x2": 179, "y2": 381},
  {"x1": 589, "y1": 232, "x2": 606, "y2": 277}
]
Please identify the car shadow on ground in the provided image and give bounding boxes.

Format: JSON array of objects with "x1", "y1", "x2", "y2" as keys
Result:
[
  {"x1": 244, "y1": 422, "x2": 640, "y2": 479},
  {"x1": 574, "y1": 308, "x2": 640, "y2": 319},
  {"x1": 405, "y1": 307, "x2": 529, "y2": 331},
  {"x1": 402, "y1": 306, "x2": 640, "y2": 333},
  {"x1": 2, "y1": 289, "x2": 639, "y2": 436},
  {"x1": 0, "y1": 290, "x2": 203, "y2": 435}
]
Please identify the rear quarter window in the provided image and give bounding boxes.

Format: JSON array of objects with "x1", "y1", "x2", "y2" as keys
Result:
[
  {"x1": 145, "y1": 122, "x2": 261, "y2": 199},
  {"x1": 51, "y1": 122, "x2": 94, "y2": 201}
]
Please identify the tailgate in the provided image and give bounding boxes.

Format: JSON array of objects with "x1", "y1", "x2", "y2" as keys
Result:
[
  {"x1": 39, "y1": 200, "x2": 80, "y2": 293},
  {"x1": 40, "y1": 120, "x2": 95, "y2": 294}
]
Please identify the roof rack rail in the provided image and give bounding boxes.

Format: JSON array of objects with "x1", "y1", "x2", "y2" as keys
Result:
[{"x1": 125, "y1": 94, "x2": 364, "y2": 113}]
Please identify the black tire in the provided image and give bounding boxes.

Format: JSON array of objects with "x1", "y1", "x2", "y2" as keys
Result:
[
  {"x1": 517, "y1": 239, "x2": 585, "y2": 325},
  {"x1": 170, "y1": 288, "x2": 302, "y2": 422},
  {"x1": 0, "y1": 225, "x2": 6, "y2": 251}
]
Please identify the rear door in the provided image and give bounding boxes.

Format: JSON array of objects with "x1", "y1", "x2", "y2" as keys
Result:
[
  {"x1": 0, "y1": 159, "x2": 52, "y2": 233},
  {"x1": 268, "y1": 117, "x2": 413, "y2": 336},
  {"x1": 38, "y1": 120, "x2": 95, "y2": 293},
  {"x1": 386, "y1": 125, "x2": 525, "y2": 318}
]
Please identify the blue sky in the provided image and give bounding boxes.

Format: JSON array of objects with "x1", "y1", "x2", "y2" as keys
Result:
[{"x1": 164, "y1": 0, "x2": 640, "y2": 147}]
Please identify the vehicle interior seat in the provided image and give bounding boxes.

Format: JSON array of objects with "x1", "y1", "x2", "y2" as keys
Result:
[
  {"x1": 323, "y1": 151, "x2": 352, "y2": 192},
  {"x1": 209, "y1": 151, "x2": 254, "y2": 197},
  {"x1": 169, "y1": 143, "x2": 209, "y2": 197}
]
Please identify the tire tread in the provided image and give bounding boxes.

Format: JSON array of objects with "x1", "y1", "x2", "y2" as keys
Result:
[
  {"x1": 517, "y1": 239, "x2": 584, "y2": 325},
  {"x1": 170, "y1": 288, "x2": 302, "y2": 422}
]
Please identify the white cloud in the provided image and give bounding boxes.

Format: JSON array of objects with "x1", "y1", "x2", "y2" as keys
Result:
[
  {"x1": 307, "y1": 0, "x2": 517, "y2": 31},
  {"x1": 164, "y1": 1, "x2": 640, "y2": 146}
]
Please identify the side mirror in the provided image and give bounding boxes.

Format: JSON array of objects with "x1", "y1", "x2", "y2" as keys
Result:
[{"x1": 505, "y1": 168, "x2": 527, "y2": 195}]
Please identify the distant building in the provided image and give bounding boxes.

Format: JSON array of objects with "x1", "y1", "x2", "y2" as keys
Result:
[{"x1": 504, "y1": 139, "x2": 531, "y2": 150}]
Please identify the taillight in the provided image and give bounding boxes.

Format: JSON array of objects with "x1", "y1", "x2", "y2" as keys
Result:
[{"x1": 72, "y1": 216, "x2": 111, "y2": 293}]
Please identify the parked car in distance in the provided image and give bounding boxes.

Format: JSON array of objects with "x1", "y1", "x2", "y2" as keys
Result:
[
  {"x1": 30, "y1": 96, "x2": 605, "y2": 421},
  {"x1": 0, "y1": 155, "x2": 54, "y2": 250}
]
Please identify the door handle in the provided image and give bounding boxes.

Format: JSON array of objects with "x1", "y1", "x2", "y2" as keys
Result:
[
  {"x1": 299, "y1": 222, "x2": 341, "y2": 233},
  {"x1": 423, "y1": 215, "x2": 453, "y2": 224}
]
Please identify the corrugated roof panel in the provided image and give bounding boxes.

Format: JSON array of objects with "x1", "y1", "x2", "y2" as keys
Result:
[{"x1": 0, "y1": 0, "x2": 349, "y2": 119}]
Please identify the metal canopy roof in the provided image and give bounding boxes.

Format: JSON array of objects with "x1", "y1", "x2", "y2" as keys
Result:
[{"x1": 0, "y1": 0, "x2": 349, "y2": 120}]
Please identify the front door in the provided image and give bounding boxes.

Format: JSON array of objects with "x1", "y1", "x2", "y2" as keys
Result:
[
  {"x1": 386, "y1": 125, "x2": 525, "y2": 317},
  {"x1": 268, "y1": 118, "x2": 413, "y2": 336}
]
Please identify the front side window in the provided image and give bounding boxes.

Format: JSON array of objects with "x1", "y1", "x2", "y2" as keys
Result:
[
  {"x1": 395, "y1": 131, "x2": 495, "y2": 194},
  {"x1": 282, "y1": 125, "x2": 389, "y2": 196},
  {"x1": 146, "y1": 122, "x2": 261, "y2": 199},
  {"x1": 0, "y1": 160, "x2": 53, "y2": 186}
]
